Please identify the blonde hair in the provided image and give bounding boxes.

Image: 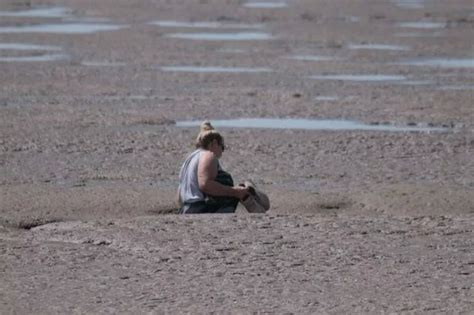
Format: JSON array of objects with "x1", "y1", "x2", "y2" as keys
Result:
[{"x1": 195, "y1": 121, "x2": 224, "y2": 149}]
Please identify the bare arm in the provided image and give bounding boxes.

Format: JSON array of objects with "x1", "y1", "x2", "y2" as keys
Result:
[{"x1": 198, "y1": 151, "x2": 248, "y2": 200}]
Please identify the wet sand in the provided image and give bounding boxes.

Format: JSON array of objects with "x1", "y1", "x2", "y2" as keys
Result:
[{"x1": 1, "y1": 0, "x2": 473, "y2": 313}]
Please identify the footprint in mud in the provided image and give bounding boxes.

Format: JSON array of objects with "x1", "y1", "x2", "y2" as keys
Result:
[
  {"x1": 2, "y1": 217, "x2": 62, "y2": 230},
  {"x1": 316, "y1": 200, "x2": 352, "y2": 212},
  {"x1": 146, "y1": 207, "x2": 180, "y2": 215}
]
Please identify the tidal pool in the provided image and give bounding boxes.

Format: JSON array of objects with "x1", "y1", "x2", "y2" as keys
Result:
[
  {"x1": 308, "y1": 75, "x2": 407, "y2": 82},
  {"x1": 438, "y1": 85, "x2": 474, "y2": 91},
  {"x1": 395, "y1": 32, "x2": 443, "y2": 38},
  {"x1": 314, "y1": 96, "x2": 339, "y2": 101},
  {"x1": 398, "y1": 22, "x2": 446, "y2": 29},
  {"x1": 149, "y1": 20, "x2": 264, "y2": 29},
  {"x1": 176, "y1": 118, "x2": 447, "y2": 132},
  {"x1": 165, "y1": 32, "x2": 273, "y2": 41},
  {"x1": 394, "y1": 59, "x2": 474, "y2": 69},
  {"x1": 81, "y1": 61, "x2": 126, "y2": 67},
  {"x1": 217, "y1": 48, "x2": 248, "y2": 53},
  {"x1": 392, "y1": 0, "x2": 425, "y2": 9},
  {"x1": 0, "y1": 43, "x2": 61, "y2": 51},
  {"x1": 0, "y1": 54, "x2": 68, "y2": 62},
  {"x1": 160, "y1": 66, "x2": 272, "y2": 73},
  {"x1": 0, "y1": 6, "x2": 70, "y2": 18},
  {"x1": 243, "y1": 2, "x2": 288, "y2": 8},
  {"x1": 396, "y1": 80, "x2": 434, "y2": 86},
  {"x1": 0, "y1": 23, "x2": 127, "y2": 34},
  {"x1": 285, "y1": 55, "x2": 340, "y2": 61},
  {"x1": 348, "y1": 44, "x2": 410, "y2": 51}
]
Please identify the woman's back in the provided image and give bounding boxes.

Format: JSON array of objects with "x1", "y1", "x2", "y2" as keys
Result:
[{"x1": 179, "y1": 148, "x2": 205, "y2": 204}]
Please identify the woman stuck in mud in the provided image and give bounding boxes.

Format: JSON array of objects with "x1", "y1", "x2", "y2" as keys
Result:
[{"x1": 177, "y1": 121, "x2": 250, "y2": 214}]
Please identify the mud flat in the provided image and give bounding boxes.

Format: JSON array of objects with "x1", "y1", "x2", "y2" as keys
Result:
[{"x1": 1, "y1": 0, "x2": 473, "y2": 313}]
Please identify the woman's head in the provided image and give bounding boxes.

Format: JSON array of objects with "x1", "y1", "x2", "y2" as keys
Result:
[{"x1": 195, "y1": 121, "x2": 225, "y2": 156}]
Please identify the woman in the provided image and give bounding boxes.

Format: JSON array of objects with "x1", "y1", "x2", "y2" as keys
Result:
[{"x1": 178, "y1": 121, "x2": 249, "y2": 214}]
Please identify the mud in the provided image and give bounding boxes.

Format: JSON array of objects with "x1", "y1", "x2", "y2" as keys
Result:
[{"x1": 1, "y1": 0, "x2": 473, "y2": 313}]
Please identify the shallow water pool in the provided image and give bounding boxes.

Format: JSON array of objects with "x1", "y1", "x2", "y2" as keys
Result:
[
  {"x1": 0, "y1": 43, "x2": 61, "y2": 51},
  {"x1": 398, "y1": 22, "x2": 446, "y2": 29},
  {"x1": 285, "y1": 55, "x2": 340, "y2": 61},
  {"x1": 395, "y1": 59, "x2": 474, "y2": 69},
  {"x1": 160, "y1": 66, "x2": 273, "y2": 73},
  {"x1": 150, "y1": 20, "x2": 264, "y2": 29},
  {"x1": 392, "y1": 0, "x2": 425, "y2": 9},
  {"x1": 308, "y1": 75, "x2": 407, "y2": 82},
  {"x1": 243, "y1": 2, "x2": 288, "y2": 8},
  {"x1": 0, "y1": 23, "x2": 127, "y2": 34},
  {"x1": 0, "y1": 6, "x2": 70, "y2": 18},
  {"x1": 165, "y1": 32, "x2": 273, "y2": 41},
  {"x1": 348, "y1": 44, "x2": 410, "y2": 51},
  {"x1": 314, "y1": 96, "x2": 339, "y2": 101},
  {"x1": 176, "y1": 118, "x2": 447, "y2": 132},
  {"x1": 0, "y1": 54, "x2": 68, "y2": 62},
  {"x1": 81, "y1": 61, "x2": 127, "y2": 67}
]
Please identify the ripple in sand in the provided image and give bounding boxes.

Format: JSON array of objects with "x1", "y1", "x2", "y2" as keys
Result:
[
  {"x1": 348, "y1": 44, "x2": 410, "y2": 51},
  {"x1": 160, "y1": 66, "x2": 273, "y2": 73},
  {"x1": 176, "y1": 118, "x2": 447, "y2": 132},
  {"x1": 243, "y1": 2, "x2": 288, "y2": 8},
  {"x1": 0, "y1": 6, "x2": 70, "y2": 18},
  {"x1": 308, "y1": 75, "x2": 407, "y2": 82},
  {"x1": 149, "y1": 20, "x2": 264, "y2": 29},
  {"x1": 165, "y1": 32, "x2": 273, "y2": 41},
  {"x1": 0, "y1": 23, "x2": 127, "y2": 34}
]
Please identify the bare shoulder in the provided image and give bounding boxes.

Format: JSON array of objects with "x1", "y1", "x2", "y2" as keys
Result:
[
  {"x1": 200, "y1": 150, "x2": 217, "y2": 163},
  {"x1": 198, "y1": 150, "x2": 218, "y2": 179}
]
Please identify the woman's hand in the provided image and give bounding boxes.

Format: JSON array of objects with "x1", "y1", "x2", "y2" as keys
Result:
[{"x1": 233, "y1": 186, "x2": 250, "y2": 201}]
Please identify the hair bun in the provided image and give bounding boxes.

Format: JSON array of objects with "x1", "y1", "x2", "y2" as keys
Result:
[{"x1": 200, "y1": 121, "x2": 215, "y2": 132}]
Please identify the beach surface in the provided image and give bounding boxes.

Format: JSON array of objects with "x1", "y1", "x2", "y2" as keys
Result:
[{"x1": 1, "y1": 0, "x2": 473, "y2": 312}]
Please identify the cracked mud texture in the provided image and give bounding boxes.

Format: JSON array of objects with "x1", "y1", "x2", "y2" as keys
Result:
[{"x1": 1, "y1": 0, "x2": 473, "y2": 313}]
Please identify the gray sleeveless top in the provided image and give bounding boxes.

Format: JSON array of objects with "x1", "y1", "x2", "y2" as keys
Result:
[
  {"x1": 179, "y1": 149, "x2": 205, "y2": 204},
  {"x1": 179, "y1": 149, "x2": 224, "y2": 204}
]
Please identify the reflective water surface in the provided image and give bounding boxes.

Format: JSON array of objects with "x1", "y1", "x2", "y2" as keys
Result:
[
  {"x1": 395, "y1": 32, "x2": 443, "y2": 37},
  {"x1": 314, "y1": 96, "x2": 339, "y2": 101},
  {"x1": 398, "y1": 22, "x2": 446, "y2": 29},
  {"x1": 392, "y1": 0, "x2": 425, "y2": 9},
  {"x1": 165, "y1": 32, "x2": 273, "y2": 40},
  {"x1": 217, "y1": 48, "x2": 248, "y2": 53},
  {"x1": 243, "y1": 2, "x2": 288, "y2": 8},
  {"x1": 308, "y1": 75, "x2": 407, "y2": 82},
  {"x1": 0, "y1": 6, "x2": 70, "y2": 18},
  {"x1": 176, "y1": 118, "x2": 447, "y2": 132},
  {"x1": 348, "y1": 44, "x2": 410, "y2": 51},
  {"x1": 0, "y1": 54, "x2": 68, "y2": 62},
  {"x1": 285, "y1": 55, "x2": 340, "y2": 61},
  {"x1": 395, "y1": 59, "x2": 474, "y2": 69},
  {"x1": 0, "y1": 23, "x2": 127, "y2": 34},
  {"x1": 438, "y1": 85, "x2": 474, "y2": 91},
  {"x1": 149, "y1": 20, "x2": 264, "y2": 29},
  {"x1": 160, "y1": 66, "x2": 273, "y2": 73},
  {"x1": 81, "y1": 61, "x2": 127, "y2": 67},
  {"x1": 0, "y1": 43, "x2": 61, "y2": 51}
]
